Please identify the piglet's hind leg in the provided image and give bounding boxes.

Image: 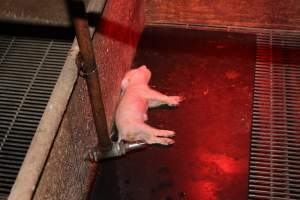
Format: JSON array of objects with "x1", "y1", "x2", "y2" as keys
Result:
[{"x1": 136, "y1": 123, "x2": 175, "y2": 145}]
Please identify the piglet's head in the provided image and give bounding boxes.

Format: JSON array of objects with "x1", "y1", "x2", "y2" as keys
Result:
[{"x1": 121, "y1": 65, "x2": 152, "y2": 90}]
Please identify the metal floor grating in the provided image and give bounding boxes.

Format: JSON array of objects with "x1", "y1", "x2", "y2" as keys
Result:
[
  {"x1": 249, "y1": 32, "x2": 300, "y2": 199},
  {"x1": 0, "y1": 35, "x2": 72, "y2": 198}
]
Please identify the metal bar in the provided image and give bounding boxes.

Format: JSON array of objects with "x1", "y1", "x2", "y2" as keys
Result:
[{"x1": 70, "y1": 0, "x2": 112, "y2": 151}]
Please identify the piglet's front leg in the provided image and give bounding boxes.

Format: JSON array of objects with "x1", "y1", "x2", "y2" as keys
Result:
[{"x1": 147, "y1": 89, "x2": 184, "y2": 108}]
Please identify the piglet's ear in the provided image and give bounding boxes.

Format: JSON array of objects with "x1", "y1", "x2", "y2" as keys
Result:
[
  {"x1": 139, "y1": 65, "x2": 148, "y2": 70},
  {"x1": 121, "y1": 77, "x2": 129, "y2": 90}
]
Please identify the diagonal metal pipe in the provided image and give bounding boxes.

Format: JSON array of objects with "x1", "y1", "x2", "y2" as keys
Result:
[
  {"x1": 69, "y1": 0, "x2": 146, "y2": 162},
  {"x1": 70, "y1": 0, "x2": 113, "y2": 151}
]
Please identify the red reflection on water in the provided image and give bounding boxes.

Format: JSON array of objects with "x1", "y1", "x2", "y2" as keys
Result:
[
  {"x1": 187, "y1": 152, "x2": 248, "y2": 200},
  {"x1": 201, "y1": 153, "x2": 243, "y2": 174},
  {"x1": 195, "y1": 180, "x2": 219, "y2": 200}
]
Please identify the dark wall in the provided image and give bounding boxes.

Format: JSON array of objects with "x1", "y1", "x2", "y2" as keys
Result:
[{"x1": 145, "y1": 0, "x2": 300, "y2": 31}]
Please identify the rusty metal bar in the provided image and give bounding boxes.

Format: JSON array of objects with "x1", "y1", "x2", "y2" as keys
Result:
[{"x1": 70, "y1": 0, "x2": 112, "y2": 151}]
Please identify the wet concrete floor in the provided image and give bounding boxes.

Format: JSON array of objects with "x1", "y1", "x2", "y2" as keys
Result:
[{"x1": 92, "y1": 27, "x2": 255, "y2": 200}]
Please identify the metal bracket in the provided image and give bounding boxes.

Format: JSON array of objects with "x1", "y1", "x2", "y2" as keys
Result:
[
  {"x1": 84, "y1": 141, "x2": 147, "y2": 162},
  {"x1": 76, "y1": 52, "x2": 97, "y2": 78}
]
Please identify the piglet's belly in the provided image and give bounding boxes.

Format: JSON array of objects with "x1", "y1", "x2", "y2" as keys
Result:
[
  {"x1": 115, "y1": 116, "x2": 143, "y2": 141},
  {"x1": 116, "y1": 107, "x2": 146, "y2": 131},
  {"x1": 116, "y1": 97, "x2": 148, "y2": 120},
  {"x1": 116, "y1": 100, "x2": 148, "y2": 141}
]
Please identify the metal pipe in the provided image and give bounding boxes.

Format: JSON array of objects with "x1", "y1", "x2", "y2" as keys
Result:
[
  {"x1": 84, "y1": 141, "x2": 147, "y2": 161},
  {"x1": 70, "y1": 0, "x2": 112, "y2": 151},
  {"x1": 69, "y1": 1, "x2": 147, "y2": 164}
]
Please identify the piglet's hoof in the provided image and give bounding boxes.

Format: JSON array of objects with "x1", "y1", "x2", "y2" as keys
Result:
[{"x1": 167, "y1": 96, "x2": 185, "y2": 106}]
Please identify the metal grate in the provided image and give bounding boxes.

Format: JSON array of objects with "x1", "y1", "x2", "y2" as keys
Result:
[
  {"x1": 0, "y1": 35, "x2": 72, "y2": 198},
  {"x1": 249, "y1": 32, "x2": 300, "y2": 199}
]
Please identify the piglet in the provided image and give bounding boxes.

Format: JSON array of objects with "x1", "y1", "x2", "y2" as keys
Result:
[{"x1": 115, "y1": 65, "x2": 183, "y2": 145}]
